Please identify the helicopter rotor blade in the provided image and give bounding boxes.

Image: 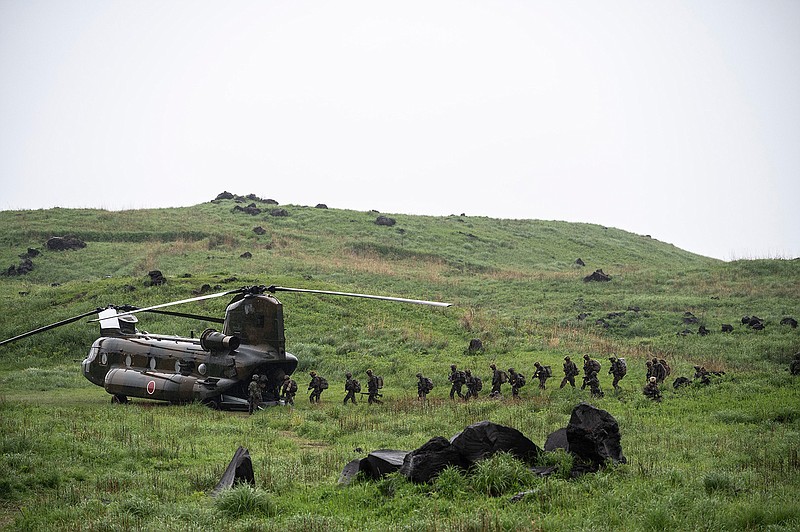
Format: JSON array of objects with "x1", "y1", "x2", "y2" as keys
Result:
[
  {"x1": 266, "y1": 286, "x2": 452, "y2": 307},
  {"x1": 141, "y1": 309, "x2": 225, "y2": 324},
  {"x1": 89, "y1": 288, "x2": 245, "y2": 322},
  {"x1": 0, "y1": 308, "x2": 105, "y2": 347}
]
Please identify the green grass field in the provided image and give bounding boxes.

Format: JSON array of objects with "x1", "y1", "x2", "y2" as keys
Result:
[{"x1": 1, "y1": 198, "x2": 798, "y2": 530}]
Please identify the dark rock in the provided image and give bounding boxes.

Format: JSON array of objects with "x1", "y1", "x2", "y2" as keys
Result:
[
  {"x1": 210, "y1": 446, "x2": 255, "y2": 497},
  {"x1": 627, "y1": 306, "x2": 641, "y2": 312},
  {"x1": 399, "y1": 436, "x2": 469, "y2": 484},
  {"x1": 270, "y1": 208, "x2": 289, "y2": 217},
  {"x1": 595, "y1": 319, "x2": 609, "y2": 328},
  {"x1": 780, "y1": 317, "x2": 798, "y2": 328},
  {"x1": 721, "y1": 324, "x2": 734, "y2": 333},
  {"x1": 577, "y1": 313, "x2": 589, "y2": 321},
  {"x1": 338, "y1": 458, "x2": 363, "y2": 486},
  {"x1": 566, "y1": 403, "x2": 626, "y2": 465},
  {"x1": 20, "y1": 248, "x2": 40, "y2": 259},
  {"x1": 46, "y1": 236, "x2": 86, "y2": 251},
  {"x1": 239, "y1": 252, "x2": 252, "y2": 259},
  {"x1": 450, "y1": 420, "x2": 542, "y2": 466},
  {"x1": 147, "y1": 270, "x2": 166, "y2": 286},
  {"x1": 4, "y1": 257, "x2": 34, "y2": 276},
  {"x1": 215, "y1": 191, "x2": 235, "y2": 200},
  {"x1": 583, "y1": 269, "x2": 611, "y2": 282},
  {"x1": 468, "y1": 338, "x2": 484, "y2": 352},
  {"x1": 253, "y1": 226, "x2": 266, "y2": 235},
  {"x1": 683, "y1": 313, "x2": 699, "y2": 324},
  {"x1": 575, "y1": 258, "x2": 585, "y2": 266},
  {"x1": 375, "y1": 215, "x2": 396, "y2": 227},
  {"x1": 673, "y1": 377, "x2": 691, "y2": 389},
  {"x1": 359, "y1": 450, "x2": 408, "y2": 480},
  {"x1": 677, "y1": 329, "x2": 694, "y2": 336},
  {"x1": 233, "y1": 203, "x2": 261, "y2": 216},
  {"x1": 122, "y1": 284, "x2": 136, "y2": 292},
  {"x1": 698, "y1": 325, "x2": 710, "y2": 336},
  {"x1": 544, "y1": 428, "x2": 569, "y2": 452},
  {"x1": 265, "y1": 199, "x2": 279, "y2": 205},
  {"x1": 315, "y1": 204, "x2": 328, "y2": 209}
]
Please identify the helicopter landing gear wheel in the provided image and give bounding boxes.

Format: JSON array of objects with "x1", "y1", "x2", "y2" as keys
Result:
[
  {"x1": 203, "y1": 397, "x2": 221, "y2": 410},
  {"x1": 111, "y1": 394, "x2": 128, "y2": 405}
]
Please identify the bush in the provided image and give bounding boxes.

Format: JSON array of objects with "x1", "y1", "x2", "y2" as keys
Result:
[
  {"x1": 469, "y1": 453, "x2": 537, "y2": 497},
  {"x1": 214, "y1": 485, "x2": 277, "y2": 518}
]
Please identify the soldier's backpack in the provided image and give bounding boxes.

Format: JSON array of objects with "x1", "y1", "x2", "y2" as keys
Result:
[
  {"x1": 617, "y1": 358, "x2": 627, "y2": 376},
  {"x1": 517, "y1": 373, "x2": 526, "y2": 387},
  {"x1": 590, "y1": 360, "x2": 601, "y2": 373},
  {"x1": 423, "y1": 377, "x2": 434, "y2": 392},
  {"x1": 457, "y1": 370, "x2": 466, "y2": 384},
  {"x1": 286, "y1": 380, "x2": 298, "y2": 393},
  {"x1": 376, "y1": 375, "x2": 384, "y2": 389},
  {"x1": 499, "y1": 370, "x2": 509, "y2": 384},
  {"x1": 353, "y1": 379, "x2": 362, "y2": 393},
  {"x1": 542, "y1": 365, "x2": 552, "y2": 378},
  {"x1": 319, "y1": 377, "x2": 329, "y2": 390}
]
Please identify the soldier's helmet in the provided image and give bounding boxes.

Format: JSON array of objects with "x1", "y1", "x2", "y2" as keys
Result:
[
  {"x1": 451, "y1": 364, "x2": 457, "y2": 370},
  {"x1": 693, "y1": 365, "x2": 701, "y2": 369},
  {"x1": 649, "y1": 376, "x2": 656, "y2": 383},
  {"x1": 490, "y1": 363, "x2": 496, "y2": 369},
  {"x1": 416, "y1": 373, "x2": 422, "y2": 378},
  {"x1": 366, "y1": 369, "x2": 373, "y2": 375},
  {"x1": 508, "y1": 368, "x2": 515, "y2": 373},
  {"x1": 310, "y1": 371, "x2": 316, "y2": 377},
  {"x1": 252, "y1": 374, "x2": 259, "y2": 380},
  {"x1": 646, "y1": 361, "x2": 652, "y2": 366},
  {"x1": 346, "y1": 372, "x2": 352, "y2": 378},
  {"x1": 564, "y1": 356, "x2": 570, "y2": 361},
  {"x1": 465, "y1": 369, "x2": 472, "y2": 375},
  {"x1": 534, "y1": 362, "x2": 540, "y2": 367},
  {"x1": 583, "y1": 354, "x2": 590, "y2": 359},
  {"x1": 609, "y1": 356, "x2": 617, "y2": 362}
]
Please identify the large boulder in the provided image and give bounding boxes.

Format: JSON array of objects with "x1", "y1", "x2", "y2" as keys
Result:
[
  {"x1": 450, "y1": 420, "x2": 542, "y2": 466},
  {"x1": 46, "y1": 236, "x2": 86, "y2": 251},
  {"x1": 399, "y1": 436, "x2": 469, "y2": 484},
  {"x1": 375, "y1": 216, "x2": 396, "y2": 227},
  {"x1": 544, "y1": 428, "x2": 569, "y2": 452},
  {"x1": 358, "y1": 450, "x2": 408, "y2": 480},
  {"x1": 566, "y1": 403, "x2": 626, "y2": 465},
  {"x1": 583, "y1": 269, "x2": 611, "y2": 282}
]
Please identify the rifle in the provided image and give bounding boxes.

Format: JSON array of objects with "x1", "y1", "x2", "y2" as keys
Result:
[{"x1": 359, "y1": 392, "x2": 383, "y2": 397}]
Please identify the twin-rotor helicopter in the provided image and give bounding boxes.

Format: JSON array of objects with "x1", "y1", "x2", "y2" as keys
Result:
[{"x1": 0, "y1": 285, "x2": 450, "y2": 410}]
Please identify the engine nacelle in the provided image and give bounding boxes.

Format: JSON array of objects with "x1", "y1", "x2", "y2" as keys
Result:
[{"x1": 200, "y1": 328, "x2": 240, "y2": 352}]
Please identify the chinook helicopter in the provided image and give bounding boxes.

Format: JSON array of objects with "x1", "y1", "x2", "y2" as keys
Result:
[{"x1": 0, "y1": 285, "x2": 450, "y2": 410}]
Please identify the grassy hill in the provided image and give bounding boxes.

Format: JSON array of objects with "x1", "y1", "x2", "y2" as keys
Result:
[{"x1": 1, "y1": 198, "x2": 798, "y2": 530}]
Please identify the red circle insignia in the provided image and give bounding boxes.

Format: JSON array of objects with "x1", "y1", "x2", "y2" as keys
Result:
[{"x1": 147, "y1": 380, "x2": 156, "y2": 395}]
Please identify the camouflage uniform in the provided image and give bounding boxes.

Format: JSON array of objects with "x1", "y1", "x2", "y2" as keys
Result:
[
  {"x1": 693, "y1": 365, "x2": 711, "y2": 385},
  {"x1": 464, "y1": 369, "x2": 480, "y2": 400},
  {"x1": 608, "y1": 356, "x2": 625, "y2": 390},
  {"x1": 643, "y1": 376, "x2": 661, "y2": 401},
  {"x1": 508, "y1": 368, "x2": 524, "y2": 398},
  {"x1": 344, "y1": 372, "x2": 359, "y2": 405},
  {"x1": 308, "y1": 371, "x2": 324, "y2": 403},
  {"x1": 448, "y1": 364, "x2": 465, "y2": 400},
  {"x1": 366, "y1": 369, "x2": 382, "y2": 405},
  {"x1": 417, "y1": 373, "x2": 433, "y2": 400},
  {"x1": 489, "y1": 363, "x2": 504, "y2": 397},
  {"x1": 248, "y1": 374, "x2": 262, "y2": 414},
  {"x1": 560, "y1": 356, "x2": 578, "y2": 388},
  {"x1": 281, "y1": 375, "x2": 297, "y2": 405},
  {"x1": 581, "y1": 355, "x2": 603, "y2": 397},
  {"x1": 532, "y1": 362, "x2": 548, "y2": 390},
  {"x1": 651, "y1": 358, "x2": 667, "y2": 384},
  {"x1": 791, "y1": 353, "x2": 800, "y2": 376}
]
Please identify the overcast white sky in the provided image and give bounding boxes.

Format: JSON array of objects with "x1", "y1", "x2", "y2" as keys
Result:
[{"x1": 1, "y1": 1, "x2": 798, "y2": 261}]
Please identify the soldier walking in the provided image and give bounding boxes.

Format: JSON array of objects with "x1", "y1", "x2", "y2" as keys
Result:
[
  {"x1": 448, "y1": 364, "x2": 466, "y2": 400},
  {"x1": 280, "y1": 374, "x2": 297, "y2": 405},
  {"x1": 608, "y1": 356, "x2": 627, "y2": 390},
  {"x1": 581, "y1": 355, "x2": 603, "y2": 397},
  {"x1": 489, "y1": 363, "x2": 505, "y2": 397},
  {"x1": 366, "y1": 369, "x2": 383, "y2": 405},
  {"x1": 464, "y1": 369, "x2": 481, "y2": 400},
  {"x1": 417, "y1": 372, "x2": 433, "y2": 400},
  {"x1": 532, "y1": 362, "x2": 550, "y2": 390},
  {"x1": 560, "y1": 356, "x2": 579, "y2": 388},
  {"x1": 308, "y1": 371, "x2": 325, "y2": 403},
  {"x1": 343, "y1": 372, "x2": 359, "y2": 405},
  {"x1": 651, "y1": 358, "x2": 667, "y2": 384},
  {"x1": 248, "y1": 374, "x2": 262, "y2": 414},
  {"x1": 508, "y1": 368, "x2": 525, "y2": 398}
]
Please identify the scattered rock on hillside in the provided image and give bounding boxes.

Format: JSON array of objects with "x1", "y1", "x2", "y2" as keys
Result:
[
  {"x1": 468, "y1": 338, "x2": 484, "y2": 352},
  {"x1": 375, "y1": 215, "x2": 396, "y2": 226},
  {"x1": 698, "y1": 325, "x2": 710, "y2": 336},
  {"x1": 4, "y1": 257, "x2": 34, "y2": 276},
  {"x1": 583, "y1": 269, "x2": 611, "y2": 282},
  {"x1": 721, "y1": 324, "x2": 734, "y2": 333},
  {"x1": 147, "y1": 270, "x2": 166, "y2": 286},
  {"x1": 269, "y1": 208, "x2": 289, "y2": 217},
  {"x1": 233, "y1": 203, "x2": 261, "y2": 216},
  {"x1": 780, "y1": 317, "x2": 798, "y2": 328},
  {"x1": 215, "y1": 191, "x2": 236, "y2": 200},
  {"x1": 575, "y1": 258, "x2": 585, "y2": 266},
  {"x1": 253, "y1": 226, "x2": 266, "y2": 235},
  {"x1": 239, "y1": 251, "x2": 252, "y2": 259},
  {"x1": 742, "y1": 316, "x2": 765, "y2": 330},
  {"x1": 315, "y1": 203, "x2": 328, "y2": 209},
  {"x1": 683, "y1": 312, "x2": 699, "y2": 324},
  {"x1": 46, "y1": 236, "x2": 86, "y2": 251}
]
